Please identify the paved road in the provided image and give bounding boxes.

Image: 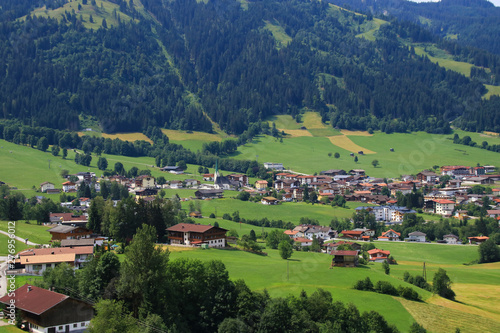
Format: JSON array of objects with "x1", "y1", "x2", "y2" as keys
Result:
[
  {"x1": 0, "y1": 230, "x2": 38, "y2": 246},
  {"x1": 0, "y1": 256, "x2": 7, "y2": 297}
]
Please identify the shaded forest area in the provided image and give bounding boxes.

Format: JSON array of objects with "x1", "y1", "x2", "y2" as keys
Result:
[{"x1": 0, "y1": 0, "x2": 499, "y2": 135}]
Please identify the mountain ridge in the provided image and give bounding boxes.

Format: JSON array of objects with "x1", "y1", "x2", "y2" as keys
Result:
[{"x1": 0, "y1": 0, "x2": 499, "y2": 135}]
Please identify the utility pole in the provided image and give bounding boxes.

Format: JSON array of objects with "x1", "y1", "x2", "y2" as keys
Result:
[
  {"x1": 423, "y1": 262, "x2": 427, "y2": 281},
  {"x1": 48, "y1": 159, "x2": 51, "y2": 169}
]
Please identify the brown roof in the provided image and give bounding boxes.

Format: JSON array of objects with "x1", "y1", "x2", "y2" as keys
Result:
[
  {"x1": 19, "y1": 246, "x2": 94, "y2": 256},
  {"x1": 167, "y1": 223, "x2": 227, "y2": 233},
  {"x1": 0, "y1": 284, "x2": 68, "y2": 315},
  {"x1": 19, "y1": 253, "x2": 75, "y2": 265},
  {"x1": 330, "y1": 250, "x2": 358, "y2": 256}
]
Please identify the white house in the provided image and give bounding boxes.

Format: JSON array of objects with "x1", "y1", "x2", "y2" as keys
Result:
[
  {"x1": 264, "y1": 162, "x2": 284, "y2": 170},
  {"x1": 405, "y1": 231, "x2": 427, "y2": 242},
  {"x1": 62, "y1": 181, "x2": 76, "y2": 192},
  {"x1": 294, "y1": 237, "x2": 313, "y2": 247},
  {"x1": 40, "y1": 182, "x2": 55, "y2": 193},
  {"x1": 443, "y1": 234, "x2": 460, "y2": 244},
  {"x1": 378, "y1": 229, "x2": 401, "y2": 241},
  {"x1": 433, "y1": 199, "x2": 455, "y2": 215}
]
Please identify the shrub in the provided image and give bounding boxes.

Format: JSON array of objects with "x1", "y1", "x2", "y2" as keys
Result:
[
  {"x1": 353, "y1": 280, "x2": 366, "y2": 290},
  {"x1": 209, "y1": 213, "x2": 216, "y2": 218},
  {"x1": 222, "y1": 213, "x2": 232, "y2": 221},
  {"x1": 375, "y1": 281, "x2": 398, "y2": 296},
  {"x1": 398, "y1": 286, "x2": 421, "y2": 301}
]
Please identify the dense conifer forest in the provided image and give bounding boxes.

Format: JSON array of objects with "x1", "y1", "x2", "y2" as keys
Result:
[{"x1": 0, "y1": 0, "x2": 499, "y2": 135}]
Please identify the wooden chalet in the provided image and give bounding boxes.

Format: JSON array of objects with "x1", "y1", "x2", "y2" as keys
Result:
[
  {"x1": 0, "y1": 284, "x2": 94, "y2": 333},
  {"x1": 367, "y1": 249, "x2": 391, "y2": 262},
  {"x1": 167, "y1": 223, "x2": 227, "y2": 248},
  {"x1": 378, "y1": 229, "x2": 401, "y2": 241},
  {"x1": 47, "y1": 225, "x2": 92, "y2": 241},
  {"x1": 261, "y1": 196, "x2": 279, "y2": 205},
  {"x1": 339, "y1": 230, "x2": 364, "y2": 240},
  {"x1": 195, "y1": 189, "x2": 224, "y2": 199},
  {"x1": 468, "y1": 236, "x2": 489, "y2": 244},
  {"x1": 330, "y1": 250, "x2": 359, "y2": 267}
]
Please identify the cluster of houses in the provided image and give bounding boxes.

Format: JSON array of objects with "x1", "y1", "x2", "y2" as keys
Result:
[{"x1": 248, "y1": 164, "x2": 500, "y2": 225}]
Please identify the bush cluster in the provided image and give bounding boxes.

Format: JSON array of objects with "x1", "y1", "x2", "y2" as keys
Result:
[{"x1": 354, "y1": 277, "x2": 421, "y2": 301}]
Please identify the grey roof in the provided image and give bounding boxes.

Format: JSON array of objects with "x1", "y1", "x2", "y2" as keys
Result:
[
  {"x1": 443, "y1": 234, "x2": 459, "y2": 239},
  {"x1": 47, "y1": 225, "x2": 78, "y2": 233},
  {"x1": 408, "y1": 231, "x2": 426, "y2": 236},
  {"x1": 61, "y1": 239, "x2": 95, "y2": 247}
]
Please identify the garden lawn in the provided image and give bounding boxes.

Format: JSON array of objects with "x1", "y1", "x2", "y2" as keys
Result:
[
  {"x1": 0, "y1": 221, "x2": 52, "y2": 245},
  {"x1": 0, "y1": 325, "x2": 25, "y2": 333},
  {"x1": 14, "y1": 275, "x2": 43, "y2": 289}
]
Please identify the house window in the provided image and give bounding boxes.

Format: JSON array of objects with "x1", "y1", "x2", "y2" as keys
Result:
[{"x1": 74, "y1": 323, "x2": 78, "y2": 328}]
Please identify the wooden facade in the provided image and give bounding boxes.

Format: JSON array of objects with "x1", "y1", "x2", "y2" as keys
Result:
[
  {"x1": 330, "y1": 250, "x2": 359, "y2": 268},
  {"x1": 167, "y1": 223, "x2": 227, "y2": 248}
]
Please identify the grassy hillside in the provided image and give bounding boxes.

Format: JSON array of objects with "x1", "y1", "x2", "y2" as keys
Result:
[
  {"x1": 167, "y1": 241, "x2": 500, "y2": 332},
  {"x1": 0, "y1": 221, "x2": 53, "y2": 245},
  {"x1": 263, "y1": 20, "x2": 292, "y2": 49},
  {"x1": 26, "y1": 0, "x2": 137, "y2": 30},
  {"x1": 231, "y1": 129, "x2": 499, "y2": 177},
  {"x1": 181, "y1": 199, "x2": 372, "y2": 226},
  {"x1": 0, "y1": 139, "x2": 216, "y2": 193}
]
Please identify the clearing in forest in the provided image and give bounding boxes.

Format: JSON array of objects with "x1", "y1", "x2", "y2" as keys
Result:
[
  {"x1": 101, "y1": 132, "x2": 153, "y2": 144},
  {"x1": 328, "y1": 134, "x2": 376, "y2": 154}
]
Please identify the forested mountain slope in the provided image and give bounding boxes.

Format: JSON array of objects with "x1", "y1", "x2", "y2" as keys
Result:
[
  {"x1": 331, "y1": 0, "x2": 500, "y2": 55},
  {"x1": 0, "y1": 0, "x2": 499, "y2": 134}
]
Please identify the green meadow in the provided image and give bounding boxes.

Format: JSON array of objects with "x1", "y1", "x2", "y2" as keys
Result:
[
  {"x1": 230, "y1": 131, "x2": 499, "y2": 178},
  {"x1": 181, "y1": 199, "x2": 371, "y2": 226},
  {"x1": 0, "y1": 234, "x2": 31, "y2": 256},
  {"x1": 27, "y1": 0, "x2": 136, "y2": 30},
  {"x1": 166, "y1": 241, "x2": 500, "y2": 332},
  {"x1": 168, "y1": 247, "x2": 418, "y2": 332},
  {"x1": 264, "y1": 20, "x2": 292, "y2": 49},
  {"x1": 186, "y1": 217, "x2": 281, "y2": 237},
  {"x1": 0, "y1": 221, "x2": 52, "y2": 245}
]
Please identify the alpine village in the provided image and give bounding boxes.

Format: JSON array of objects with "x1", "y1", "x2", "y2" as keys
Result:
[{"x1": 1, "y1": 0, "x2": 500, "y2": 332}]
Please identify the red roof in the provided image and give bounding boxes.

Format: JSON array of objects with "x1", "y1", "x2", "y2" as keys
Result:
[
  {"x1": 368, "y1": 249, "x2": 391, "y2": 256},
  {"x1": 330, "y1": 241, "x2": 356, "y2": 246},
  {"x1": 330, "y1": 250, "x2": 358, "y2": 256},
  {"x1": 468, "y1": 236, "x2": 489, "y2": 240},
  {"x1": 433, "y1": 199, "x2": 455, "y2": 204},
  {"x1": 166, "y1": 223, "x2": 226, "y2": 233},
  {"x1": 294, "y1": 237, "x2": 312, "y2": 243},
  {"x1": 341, "y1": 230, "x2": 364, "y2": 235},
  {"x1": 382, "y1": 229, "x2": 401, "y2": 237},
  {"x1": 0, "y1": 284, "x2": 68, "y2": 315}
]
